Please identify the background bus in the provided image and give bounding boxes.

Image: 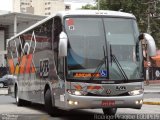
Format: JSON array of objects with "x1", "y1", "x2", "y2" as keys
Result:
[{"x1": 7, "y1": 10, "x2": 156, "y2": 116}]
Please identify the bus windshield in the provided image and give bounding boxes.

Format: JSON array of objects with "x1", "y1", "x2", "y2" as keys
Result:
[{"x1": 65, "y1": 17, "x2": 142, "y2": 81}]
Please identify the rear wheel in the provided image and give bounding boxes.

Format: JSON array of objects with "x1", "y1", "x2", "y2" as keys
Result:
[
  {"x1": 0, "y1": 83, "x2": 4, "y2": 88},
  {"x1": 102, "y1": 108, "x2": 117, "y2": 115},
  {"x1": 15, "y1": 86, "x2": 24, "y2": 106},
  {"x1": 45, "y1": 89, "x2": 59, "y2": 116}
]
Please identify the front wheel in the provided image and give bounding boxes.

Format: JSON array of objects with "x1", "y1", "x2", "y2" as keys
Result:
[
  {"x1": 44, "y1": 89, "x2": 59, "y2": 116},
  {"x1": 102, "y1": 108, "x2": 117, "y2": 115}
]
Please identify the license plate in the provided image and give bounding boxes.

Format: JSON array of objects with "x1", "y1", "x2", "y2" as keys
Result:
[{"x1": 101, "y1": 100, "x2": 115, "y2": 107}]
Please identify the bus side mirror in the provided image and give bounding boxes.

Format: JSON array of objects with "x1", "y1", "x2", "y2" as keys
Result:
[
  {"x1": 59, "y1": 31, "x2": 68, "y2": 57},
  {"x1": 139, "y1": 33, "x2": 156, "y2": 57}
]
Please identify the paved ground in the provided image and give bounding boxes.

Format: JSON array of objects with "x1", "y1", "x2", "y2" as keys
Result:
[
  {"x1": 0, "y1": 84, "x2": 159, "y2": 120},
  {"x1": 0, "y1": 95, "x2": 159, "y2": 120},
  {"x1": 143, "y1": 83, "x2": 160, "y2": 105}
]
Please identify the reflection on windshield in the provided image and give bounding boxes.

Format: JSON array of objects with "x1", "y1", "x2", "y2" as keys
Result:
[
  {"x1": 66, "y1": 18, "x2": 106, "y2": 71},
  {"x1": 110, "y1": 45, "x2": 136, "y2": 62},
  {"x1": 65, "y1": 17, "x2": 142, "y2": 80},
  {"x1": 68, "y1": 48, "x2": 84, "y2": 69}
]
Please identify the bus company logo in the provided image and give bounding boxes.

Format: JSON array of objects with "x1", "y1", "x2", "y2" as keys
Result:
[
  {"x1": 116, "y1": 86, "x2": 126, "y2": 91},
  {"x1": 40, "y1": 59, "x2": 49, "y2": 78},
  {"x1": 106, "y1": 89, "x2": 111, "y2": 94}
]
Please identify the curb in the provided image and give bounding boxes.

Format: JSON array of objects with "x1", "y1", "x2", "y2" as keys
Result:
[{"x1": 143, "y1": 101, "x2": 160, "y2": 105}]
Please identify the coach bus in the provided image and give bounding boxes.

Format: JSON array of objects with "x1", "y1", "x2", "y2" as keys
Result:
[{"x1": 7, "y1": 10, "x2": 156, "y2": 116}]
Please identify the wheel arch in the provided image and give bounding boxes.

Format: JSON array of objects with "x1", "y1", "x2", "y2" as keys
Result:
[{"x1": 44, "y1": 82, "x2": 55, "y2": 107}]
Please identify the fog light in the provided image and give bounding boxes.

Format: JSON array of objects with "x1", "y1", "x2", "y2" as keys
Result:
[
  {"x1": 135, "y1": 100, "x2": 143, "y2": 104},
  {"x1": 135, "y1": 100, "x2": 139, "y2": 104},
  {"x1": 74, "y1": 101, "x2": 78, "y2": 105},
  {"x1": 68, "y1": 100, "x2": 73, "y2": 105}
]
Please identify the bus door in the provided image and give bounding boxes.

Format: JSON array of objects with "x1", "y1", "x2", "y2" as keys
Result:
[
  {"x1": 53, "y1": 17, "x2": 65, "y2": 107},
  {"x1": 57, "y1": 57, "x2": 65, "y2": 107}
]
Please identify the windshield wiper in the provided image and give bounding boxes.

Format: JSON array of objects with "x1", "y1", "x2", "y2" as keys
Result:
[
  {"x1": 89, "y1": 46, "x2": 107, "y2": 81},
  {"x1": 110, "y1": 45, "x2": 128, "y2": 81}
]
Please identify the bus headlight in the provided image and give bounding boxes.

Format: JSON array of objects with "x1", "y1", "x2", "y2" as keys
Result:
[
  {"x1": 128, "y1": 89, "x2": 143, "y2": 96},
  {"x1": 74, "y1": 91, "x2": 82, "y2": 96},
  {"x1": 67, "y1": 89, "x2": 87, "y2": 96}
]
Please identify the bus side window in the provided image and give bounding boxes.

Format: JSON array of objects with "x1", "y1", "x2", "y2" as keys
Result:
[{"x1": 53, "y1": 17, "x2": 64, "y2": 80}]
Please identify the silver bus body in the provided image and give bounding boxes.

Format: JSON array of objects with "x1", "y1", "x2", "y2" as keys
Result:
[{"x1": 7, "y1": 10, "x2": 155, "y2": 115}]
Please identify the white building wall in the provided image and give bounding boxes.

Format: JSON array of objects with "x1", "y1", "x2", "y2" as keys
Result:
[
  {"x1": 13, "y1": 0, "x2": 21, "y2": 12},
  {"x1": 34, "y1": 0, "x2": 65, "y2": 16},
  {"x1": 32, "y1": 0, "x2": 45, "y2": 15},
  {"x1": 0, "y1": 30, "x2": 5, "y2": 66},
  {"x1": 0, "y1": 31, "x2": 4, "y2": 51},
  {"x1": 50, "y1": 0, "x2": 65, "y2": 15},
  {"x1": 13, "y1": 0, "x2": 65, "y2": 16}
]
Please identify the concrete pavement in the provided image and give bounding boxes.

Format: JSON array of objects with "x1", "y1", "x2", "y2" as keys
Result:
[
  {"x1": 143, "y1": 83, "x2": 160, "y2": 105},
  {"x1": 144, "y1": 83, "x2": 160, "y2": 93}
]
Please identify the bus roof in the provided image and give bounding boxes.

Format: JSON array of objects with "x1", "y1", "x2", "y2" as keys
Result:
[
  {"x1": 7, "y1": 10, "x2": 135, "y2": 44},
  {"x1": 56, "y1": 10, "x2": 135, "y2": 19}
]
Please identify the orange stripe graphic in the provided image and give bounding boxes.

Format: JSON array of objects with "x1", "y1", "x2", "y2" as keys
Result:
[
  {"x1": 8, "y1": 59, "x2": 15, "y2": 74},
  {"x1": 8, "y1": 54, "x2": 36, "y2": 75},
  {"x1": 19, "y1": 56, "x2": 27, "y2": 74},
  {"x1": 15, "y1": 64, "x2": 20, "y2": 75},
  {"x1": 74, "y1": 85, "x2": 82, "y2": 90},
  {"x1": 87, "y1": 86, "x2": 102, "y2": 90},
  {"x1": 26, "y1": 54, "x2": 32, "y2": 73}
]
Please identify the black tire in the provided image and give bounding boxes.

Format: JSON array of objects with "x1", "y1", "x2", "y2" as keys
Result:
[
  {"x1": 15, "y1": 86, "x2": 24, "y2": 106},
  {"x1": 45, "y1": 89, "x2": 59, "y2": 116},
  {"x1": 102, "y1": 108, "x2": 117, "y2": 115}
]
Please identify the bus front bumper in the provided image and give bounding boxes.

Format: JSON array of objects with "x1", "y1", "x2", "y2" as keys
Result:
[{"x1": 65, "y1": 93, "x2": 143, "y2": 110}]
